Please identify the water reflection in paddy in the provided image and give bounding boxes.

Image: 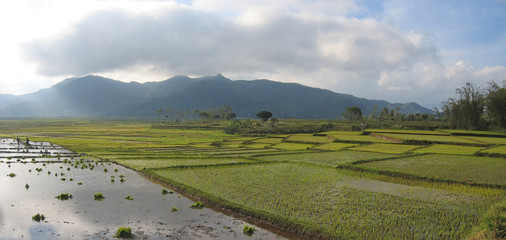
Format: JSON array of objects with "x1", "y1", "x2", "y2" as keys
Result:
[{"x1": 0, "y1": 139, "x2": 287, "y2": 239}]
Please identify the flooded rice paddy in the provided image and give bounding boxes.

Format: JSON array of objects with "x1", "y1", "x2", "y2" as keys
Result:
[{"x1": 0, "y1": 139, "x2": 288, "y2": 240}]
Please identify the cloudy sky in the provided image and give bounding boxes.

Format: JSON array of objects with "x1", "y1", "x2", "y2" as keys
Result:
[{"x1": 1, "y1": 0, "x2": 505, "y2": 108}]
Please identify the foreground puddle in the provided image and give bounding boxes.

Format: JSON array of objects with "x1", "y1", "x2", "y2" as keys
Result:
[{"x1": 0, "y1": 139, "x2": 288, "y2": 240}]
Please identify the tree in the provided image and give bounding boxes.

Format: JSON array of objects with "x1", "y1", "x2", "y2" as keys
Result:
[
  {"x1": 442, "y1": 82, "x2": 485, "y2": 130},
  {"x1": 342, "y1": 106, "x2": 363, "y2": 121},
  {"x1": 486, "y1": 80, "x2": 506, "y2": 131},
  {"x1": 256, "y1": 111, "x2": 273, "y2": 121}
]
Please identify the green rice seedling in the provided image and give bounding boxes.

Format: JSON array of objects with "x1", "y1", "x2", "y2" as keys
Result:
[
  {"x1": 162, "y1": 189, "x2": 169, "y2": 195},
  {"x1": 111, "y1": 178, "x2": 115, "y2": 183},
  {"x1": 103, "y1": 168, "x2": 108, "y2": 173},
  {"x1": 60, "y1": 178, "x2": 66, "y2": 181},
  {"x1": 114, "y1": 227, "x2": 132, "y2": 238},
  {"x1": 69, "y1": 178, "x2": 73, "y2": 181},
  {"x1": 47, "y1": 171, "x2": 51, "y2": 175},
  {"x1": 94, "y1": 192, "x2": 105, "y2": 201},
  {"x1": 243, "y1": 225, "x2": 256, "y2": 235},
  {"x1": 120, "y1": 178, "x2": 125, "y2": 183},
  {"x1": 67, "y1": 167, "x2": 70, "y2": 171},
  {"x1": 25, "y1": 183, "x2": 29, "y2": 189},
  {"x1": 28, "y1": 169, "x2": 32, "y2": 172},
  {"x1": 55, "y1": 193, "x2": 72, "y2": 200},
  {"x1": 125, "y1": 195, "x2": 134, "y2": 200},
  {"x1": 171, "y1": 207, "x2": 178, "y2": 212},
  {"x1": 32, "y1": 213, "x2": 45, "y2": 222},
  {"x1": 77, "y1": 182, "x2": 83, "y2": 185},
  {"x1": 114, "y1": 168, "x2": 119, "y2": 172},
  {"x1": 190, "y1": 202, "x2": 204, "y2": 209},
  {"x1": 7, "y1": 173, "x2": 15, "y2": 177}
]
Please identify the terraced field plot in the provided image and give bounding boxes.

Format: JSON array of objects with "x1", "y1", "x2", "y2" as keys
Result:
[
  {"x1": 150, "y1": 163, "x2": 501, "y2": 240},
  {"x1": 413, "y1": 144, "x2": 484, "y2": 155},
  {"x1": 376, "y1": 133, "x2": 484, "y2": 145},
  {"x1": 312, "y1": 142, "x2": 358, "y2": 151},
  {"x1": 359, "y1": 154, "x2": 506, "y2": 186},
  {"x1": 116, "y1": 157, "x2": 252, "y2": 170},
  {"x1": 349, "y1": 143, "x2": 420, "y2": 154},
  {"x1": 253, "y1": 151, "x2": 393, "y2": 167},
  {"x1": 481, "y1": 145, "x2": 506, "y2": 155}
]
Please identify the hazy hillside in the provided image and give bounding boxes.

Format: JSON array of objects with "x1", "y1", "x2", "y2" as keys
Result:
[{"x1": 0, "y1": 75, "x2": 432, "y2": 118}]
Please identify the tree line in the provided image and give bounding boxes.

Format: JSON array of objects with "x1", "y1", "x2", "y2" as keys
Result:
[{"x1": 342, "y1": 80, "x2": 506, "y2": 131}]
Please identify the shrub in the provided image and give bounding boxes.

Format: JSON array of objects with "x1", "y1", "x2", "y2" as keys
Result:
[{"x1": 115, "y1": 227, "x2": 132, "y2": 238}]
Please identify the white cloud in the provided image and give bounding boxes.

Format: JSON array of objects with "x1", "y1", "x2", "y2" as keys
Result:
[{"x1": 1, "y1": 0, "x2": 504, "y2": 109}]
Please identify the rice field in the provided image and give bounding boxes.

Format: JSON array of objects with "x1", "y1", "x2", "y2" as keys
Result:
[
  {"x1": 413, "y1": 144, "x2": 484, "y2": 155},
  {"x1": 349, "y1": 143, "x2": 420, "y2": 154},
  {"x1": 150, "y1": 163, "x2": 502, "y2": 240},
  {"x1": 359, "y1": 154, "x2": 506, "y2": 186},
  {"x1": 252, "y1": 151, "x2": 393, "y2": 166},
  {"x1": 480, "y1": 145, "x2": 506, "y2": 155},
  {"x1": 375, "y1": 133, "x2": 484, "y2": 145},
  {"x1": 1, "y1": 119, "x2": 505, "y2": 239}
]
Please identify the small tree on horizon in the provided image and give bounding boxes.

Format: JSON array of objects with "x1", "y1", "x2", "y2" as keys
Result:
[
  {"x1": 256, "y1": 111, "x2": 273, "y2": 121},
  {"x1": 342, "y1": 106, "x2": 363, "y2": 121}
]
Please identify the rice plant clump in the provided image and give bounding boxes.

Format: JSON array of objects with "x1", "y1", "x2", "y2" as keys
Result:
[
  {"x1": 7, "y1": 173, "x2": 15, "y2": 177},
  {"x1": 171, "y1": 207, "x2": 178, "y2": 212},
  {"x1": 243, "y1": 225, "x2": 256, "y2": 235},
  {"x1": 55, "y1": 193, "x2": 73, "y2": 200},
  {"x1": 32, "y1": 213, "x2": 45, "y2": 222},
  {"x1": 125, "y1": 195, "x2": 134, "y2": 200},
  {"x1": 94, "y1": 192, "x2": 105, "y2": 201},
  {"x1": 115, "y1": 227, "x2": 132, "y2": 238},
  {"x1": 190, "y1": 202, "x2": 204, "y2": 209}
]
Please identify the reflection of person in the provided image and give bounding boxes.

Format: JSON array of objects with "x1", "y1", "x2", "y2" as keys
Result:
[
  {"x1": 17, "y1": 137, "x2": 20, "y2": 144},
  {"x1": 26, "y1": 138, "x2": 30, "y2": 145}
]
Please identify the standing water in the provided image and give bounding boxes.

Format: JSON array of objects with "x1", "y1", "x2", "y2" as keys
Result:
[{"x1": 0, "y1": 138, "x2": 289, "y2": 239}]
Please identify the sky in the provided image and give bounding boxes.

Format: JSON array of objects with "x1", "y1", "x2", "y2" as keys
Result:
[{"x1": 1, "y1": 0, "x2": 505, "y2": 108}]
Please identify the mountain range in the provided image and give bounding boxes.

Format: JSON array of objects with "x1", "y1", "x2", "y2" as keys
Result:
[{"x1": 0, "y1": 74, "x2": 433, "y2": 119}]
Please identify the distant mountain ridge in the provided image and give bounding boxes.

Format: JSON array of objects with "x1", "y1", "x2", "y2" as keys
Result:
[{"x1": 0, "y1": 75, "x2": 433, "y2": 118}]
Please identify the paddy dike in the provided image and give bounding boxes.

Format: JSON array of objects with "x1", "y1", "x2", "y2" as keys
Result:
[{"x1": 0, "y1": 138, "x2": 288, "y2": 240}]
